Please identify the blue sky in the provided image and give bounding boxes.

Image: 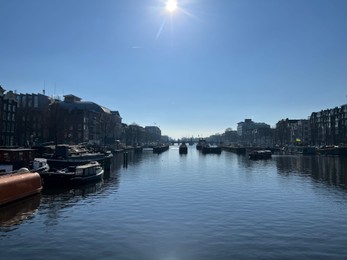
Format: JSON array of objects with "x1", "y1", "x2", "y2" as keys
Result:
[{"x1": 1, "y1": 0, "x2": 346, "y2": 139}]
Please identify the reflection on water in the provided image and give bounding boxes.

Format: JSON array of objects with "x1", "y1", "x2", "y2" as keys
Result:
[
  {"x1": 2, "y1": 148, "x2": 347, "y2": 259},
  {"x1": 0, "y1": 194, "x2": 41, "y2": 229},
  {"x1": 276, "y1": 155, "x2": 347, "y2": 188},
  {"x1": 40, "y1": 180, "x2": 112, "y2": 227}
]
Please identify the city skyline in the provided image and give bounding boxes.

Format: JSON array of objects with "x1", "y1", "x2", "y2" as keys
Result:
[{"x1": 1, "y1": 0, "x2": 346, "y2": 139}]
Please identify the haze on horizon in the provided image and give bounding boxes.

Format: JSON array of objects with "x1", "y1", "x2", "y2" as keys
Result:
[{"x1": 1, "y1": 0, "x2": 346, "y2": 139}]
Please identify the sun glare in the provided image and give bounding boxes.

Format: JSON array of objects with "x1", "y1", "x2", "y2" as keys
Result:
[{"x1": 166, "y1": 0, "x2": 177, "y2": 12}]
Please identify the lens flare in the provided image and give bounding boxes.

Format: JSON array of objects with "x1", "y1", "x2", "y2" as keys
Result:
[{"x1": 166, "y1": 0, "x2": 177, "y2": 12}]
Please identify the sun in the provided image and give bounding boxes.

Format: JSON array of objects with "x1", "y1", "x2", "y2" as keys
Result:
[{"x1": 166, "y1": 0, "x2": 177, "y2": 12}]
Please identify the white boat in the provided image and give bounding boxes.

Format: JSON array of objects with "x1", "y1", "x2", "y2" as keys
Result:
[{"x1": 40, "y1": 161, "x2": 103, "y2": 187}]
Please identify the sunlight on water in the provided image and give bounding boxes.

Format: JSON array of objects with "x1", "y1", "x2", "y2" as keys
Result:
[{"x1": 1, "y1": 146, "x2": 347, "y2": 259}]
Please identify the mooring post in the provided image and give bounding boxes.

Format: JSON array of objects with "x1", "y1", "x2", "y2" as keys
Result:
[{"x1": 123, "y1": 152, "x2": 128, "y2": 168}]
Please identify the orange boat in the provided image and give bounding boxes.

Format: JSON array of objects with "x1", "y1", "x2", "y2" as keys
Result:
[{"x1": 0, "y1": 170, "x2": 42, "y2": 206}]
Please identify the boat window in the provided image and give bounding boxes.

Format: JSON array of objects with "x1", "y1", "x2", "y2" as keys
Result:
[
  {"x1": 3, "y1": 152, "x2": 10, "y2": 162},
  {"x1": 76, "y1": 168, "x2": 83, "y2": 176},
  {"x1": 18, "y1": 152, "x2": 23, "y2": 160}
]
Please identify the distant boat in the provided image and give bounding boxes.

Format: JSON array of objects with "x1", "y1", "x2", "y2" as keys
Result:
[
  {"x1": 153, "y1": 144, "x2": 170, "y2": 154},
  {"x1": 196, "y1": 139, "x2": 207, "y2": 150},
  {"x1": 201, "y1": 145, "x2": 222, "y2": 154},
  {"x1": 318, "y1": 145, "x2": 347, "y2": 156},
  {"x1": 222, "y1": 145, "x2": 246, "y2": 155},
  {"x1": 179, "y1": 142, "x2": 188, "y2": 154},
  {"x1": 249, "y1": 150, "x2": 272, "y2": 160}
]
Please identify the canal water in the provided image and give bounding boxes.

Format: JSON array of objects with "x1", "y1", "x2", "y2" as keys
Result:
[{"x1": 1, "y1": 145, "x2": 347, "y2": 259}]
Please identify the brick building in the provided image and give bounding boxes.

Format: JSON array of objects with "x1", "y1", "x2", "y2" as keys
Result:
[
  {"x1": 49, "y1": 94, "x2": 123, "y2": 145},
  {"x1": 0, "y1": 86, "x2": 17, "y2": 146},
  {"x1": 15, "y1": 92, "x2": 51, "y2": 146},
  {"x1": 310, "y1": 105, "x2": 347, "y2": 146},
  {"x1": 275, "y1": 119, "x2": 310, "y2": 146},
  {"x1": 237, "y1": 119, "x2": 271, "y2": 146}
]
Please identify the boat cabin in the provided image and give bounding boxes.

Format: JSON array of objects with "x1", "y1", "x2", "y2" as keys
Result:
[
  {"x1": 0, "y1": 148, "x2": 36, "y2": 173},
  {"x1": 75, "y1": 162, "x2": 101, "y2": 177}
]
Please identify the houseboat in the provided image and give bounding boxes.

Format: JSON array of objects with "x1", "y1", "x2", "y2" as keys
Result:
[
  {"x1": 0, "y1": 148, "x2": 36, "y2": 173},
  {"x1": 46, "y1": 144, "x2": 112, "y2": 170}
]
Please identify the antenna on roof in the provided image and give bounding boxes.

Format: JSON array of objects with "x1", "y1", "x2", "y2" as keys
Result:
[{"x1": 43, "y1": 80, "x2": 46, "y2": 95}]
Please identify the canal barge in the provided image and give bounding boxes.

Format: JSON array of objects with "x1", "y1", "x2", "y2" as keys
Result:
[
  {"x1": 202, "y1": 145, "x2": 222, "y2": 154},
  {"x1": 179, "y1": 143, "x2": 188, "y2": 154},
  {"x1": 222, "y1": 145, "x2": 246, "y2": 155},
  {"x1": 153, "y1": 145, "x2": 170, "y2": 154},
  {"x1": 318, "y1": 145, "x2": 347, "y2": 156},
  {"x1": 249, "y1": 150, "x2": 272, "y2": 160}
]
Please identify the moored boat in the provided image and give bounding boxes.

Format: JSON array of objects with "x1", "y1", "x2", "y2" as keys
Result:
[
  {"x1": 153, "y1": 144, "x2": 170, "y2": 154},
  {"x1": 0, "y1": 148, "x2": 36, "y2": 173},
  {"x1": 201, "y1": 145, "x2": 222, "y2": 154},
  {"x1": 196, "y1": 139, "x2": 207, "y2": 150},
  {"x1": 40, "y1": 161, "x2": 104, "y2": 187},
  {"x1": 72, "y1": 161, "x2": 104, "y2": 185},
  {"x1": 31, "y1": 158, "x2": 50, "y2": 173},
  {"x1": 179, "y1": 142, "x2": 188, "y2": 154},
  {"x1": 222, "y1": 145, "x2": 246, "y2": 154},
  {"x1": 249, "y1": 150, "x2": 272, "y2": 160},
  {"x1": 318, "y1": 145, "x2": 347, "y2": 156},
  {"x1": 0, "y1": 169, "x2": 42, "y2": 206},
  {"x1": 46, "y1": 144, "x2": 112, "y2": 169}
]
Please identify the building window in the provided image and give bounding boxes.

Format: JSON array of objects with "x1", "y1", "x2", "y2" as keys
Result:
[
  {"x1": 28, "y1": 96, "x2": 32, "y2": 107},
  {"x1": 34, "y1": 96, "x2": 38, "y2": 108}
]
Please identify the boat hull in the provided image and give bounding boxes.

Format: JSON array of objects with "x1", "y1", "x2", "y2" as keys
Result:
[
  {"x1": 40, "y1": 163, "x2": 104, "y2": 187},
  {"x1": 72, "y1": 170, "x2": 103, "y2": 185},
  {"x1": 153, "y1": 145, "x2": 169, "y2": 154},
  {"x1": 0, "y1": 172, "x2": 42, "y2": 206},
  {"x1": 202, "y1": 147, "x2": 222, "y2": 154},
  {"x1": 40, "y1": 171, "x2": 75, "y2": 187},
  {"x1": 179, "y1": 147, "x2": 188, "y2": 154}
]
